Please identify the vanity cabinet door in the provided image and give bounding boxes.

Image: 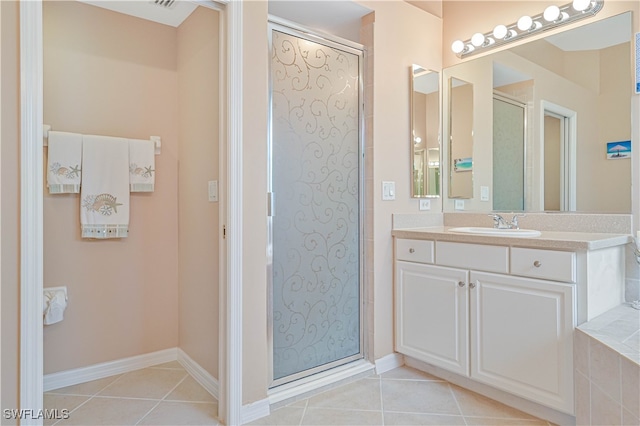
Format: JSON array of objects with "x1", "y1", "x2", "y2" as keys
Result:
[
  {"x1": 395, "y1": 261, "x2": 469, "y2": 376},
  {"x1": 469, "y1": 271, "x2": 576, "y2": 414}
]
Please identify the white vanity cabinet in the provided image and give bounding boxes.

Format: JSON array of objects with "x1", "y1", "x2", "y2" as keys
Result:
[
  {"x1": 470, "y1": 271, "x2": 575, "y2": 413},
  {"x1": 394, "y1": 238, "x2": 578, "y2": 414}
]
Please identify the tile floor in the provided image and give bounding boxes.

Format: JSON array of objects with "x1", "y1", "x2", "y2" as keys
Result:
[{"x1": 44, "y1": 363, "x2": 553, "y2": 425}]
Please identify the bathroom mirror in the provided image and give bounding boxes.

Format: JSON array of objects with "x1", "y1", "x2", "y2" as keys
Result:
[
  {"x1": 448, "y1": 77, "x2": 474, "y2": 199},
  {"x1": 411, "y1": 66, "x2": 440, "y2": 198},
  {"x1": 443, "y1": 12, "x2": 632, "y2": 212}
]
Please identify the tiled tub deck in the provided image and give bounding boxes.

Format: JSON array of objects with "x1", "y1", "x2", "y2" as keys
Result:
[{"x1": 574, "y1": 304, "x2": 640, "y2": 425}]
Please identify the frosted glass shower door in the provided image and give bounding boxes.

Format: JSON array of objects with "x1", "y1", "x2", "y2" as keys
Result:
[{"x1": 269, "y1": 27, "x2": 363, "y2": 386}]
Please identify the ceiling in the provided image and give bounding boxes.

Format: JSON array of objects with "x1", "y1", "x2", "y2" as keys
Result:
[
  {"x1": 545, "y1": 12, "x2": 631, "y2": 51},
  {"x1": 77, "y1": 0, "x2": 199, "y2": 27}
]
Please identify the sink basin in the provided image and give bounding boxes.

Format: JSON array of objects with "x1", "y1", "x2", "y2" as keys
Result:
[{"x1": 448, "y1": 227, "x2": 541, "y2": 237}]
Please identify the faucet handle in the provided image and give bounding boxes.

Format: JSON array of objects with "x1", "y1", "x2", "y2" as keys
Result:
[{"x1": 510, "y1": 213, "x2": 526, "y2": 229}]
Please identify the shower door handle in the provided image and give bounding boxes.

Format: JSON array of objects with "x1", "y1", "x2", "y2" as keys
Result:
[{"x1": 267, "y1": 192, "x2": 275, "y2": 217}]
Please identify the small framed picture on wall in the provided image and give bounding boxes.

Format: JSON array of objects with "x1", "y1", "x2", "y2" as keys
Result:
[{"x1": 606, "y1": 141, "x2": 631, "y2": 159}]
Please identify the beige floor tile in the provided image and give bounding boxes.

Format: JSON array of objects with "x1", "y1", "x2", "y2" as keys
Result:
[
  {"x1": 381, "y1": 366, "x2": 444, "y2": 382},
  {"x1": 43, "y1": 394, "x2": 89, "y2": 426},
  {"x1": 306, "y1": 378, "x2": 381, "y2": 411},
  {"x1": 98, "y1": 368, "x2": 187, "y2": 399},
  {"x1": 382, "y1": 380, "x2": 460, "y2": 415},
  {"x1": 150, "y1": 361, "x2": 185, "y2": 370},
  {"x1": 246, "y1": 406, "x2": 305, "y2": 425},
  {"x1": 47, "y1": 375, "x2": 123, "y2": 396},
  {"x1": 451, "y1": 385, "x2": 539, "y2": 420},
  {"x1": 165, "y1": 376, "x2": 216, "y2": 403},
  {"x1": 464, "y1": 417, "x2": 549, "y2": 425},
  {"x1": 384, "y1": 411, "x2": 466, "y2": 425},
  {"x1": 301, "y1": 407, "x2": 383, "y2": 425},
  {"x1": 138, "y1": 401, "x2": 219, "y2": 425},
  {"x1": 55, "y1": 396, "x2": 157, "y2": 425}
]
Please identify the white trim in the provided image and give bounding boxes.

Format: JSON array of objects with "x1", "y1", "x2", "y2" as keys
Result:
[
  {"x1": 225, "y1": 0, "x2": 243, "y2": 425},
  {"x1": 241, "y1": 398, "x2": 271, "y2": 425},
  {"x1": 20, "y1": 1, "x2": 44, "y2": 422},
  {"x1": 177, "y1": 348, "x2": 220, "y2": 400},
  {"x1": 268, "y1": 360, "x2": 374, "y2": 405},
  {"x1": 540, "y1": 100, "x2": 577, "y2": 211},
  {"x1": 374, "y1": 353, "x2": 405, "y2": 375},
  {"x1": 43, "y1": 348, "x2": 177, "y2": 392}
]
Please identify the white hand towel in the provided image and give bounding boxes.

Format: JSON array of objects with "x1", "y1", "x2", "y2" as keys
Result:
[
  {"x1": 128, "y1": 139, "x2": 155, "y2": 192},
  {"x1": 47, "y1": 131, "x2": 83, "y2": 194},
  {"x1": 80, "y1": 135, "x2": 130, "y2": 239}
]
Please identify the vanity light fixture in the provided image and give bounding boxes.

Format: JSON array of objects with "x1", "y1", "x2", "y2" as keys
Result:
[{"x1": 451, "y1": 0, "x2": 603, "y2": 58}]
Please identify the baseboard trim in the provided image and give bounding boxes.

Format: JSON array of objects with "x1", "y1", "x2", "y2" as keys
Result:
[
  {"x1": 241, "y1": 398, "x2": 271, "y2": 425},
  {"x1": 177, "y1": 348, "x2": 219, "y2": 400},
  {"x1": 374, "y1": 353, "x2": 404, "y2": 375},
  {"x1": 43, "y1": 348, "x2": 178, "y2": 392}
]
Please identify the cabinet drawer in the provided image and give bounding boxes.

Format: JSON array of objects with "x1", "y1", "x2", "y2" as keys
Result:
[
  {"x1": 511, "y1": 247, "x2": 576, "y2": 283},
  {"x1": 436, "y1": 242, "x2": 509, "y2": 274},
  {"x1": 396, "y1": 239, "x2": 434, "y2": 264}
]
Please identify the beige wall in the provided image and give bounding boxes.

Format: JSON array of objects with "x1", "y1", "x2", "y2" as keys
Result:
[
  {"x1": 42, "y1": 1, "x2": 179, "y2": 373},
  {"x1": 242, "y1": 0, "x2": 269, "y2": 404},
  {"x1": 356, "y1": 0, "x2": 442, "y2": 362},
  {"x1": 177, "y1": 7, "x2": 220, "y2": 378},
  {"x1": 1, "y1": 0, "x2": 19, "y2": 418}
]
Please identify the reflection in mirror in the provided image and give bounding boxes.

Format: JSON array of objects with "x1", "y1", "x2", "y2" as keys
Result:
[
  {"x1": 443, "y1": 12, "x2": 632, "y2": 212},
  {"x1": 493, "y1": 94, "x2": 525, "y2": 211},
  {"x1": 449, "y1": 77, "x2": 473, "y2": 199},
  {"x1": 411, "y1": 66, "x2": 440, "y2": 198}
]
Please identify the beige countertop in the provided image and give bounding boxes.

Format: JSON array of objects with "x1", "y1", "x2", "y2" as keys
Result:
[{"x1": 391, "y1": 226, "x2": 632, "y2": 251}]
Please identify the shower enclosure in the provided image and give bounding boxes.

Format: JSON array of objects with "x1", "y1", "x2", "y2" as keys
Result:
[{"x1": 268, "y1": 22, "x2": 364, "y2": 387}]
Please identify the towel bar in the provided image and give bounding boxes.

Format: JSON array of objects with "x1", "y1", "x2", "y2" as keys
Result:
[{"x1": 43, "y1": 124, "x2": 161, "y2": 155}]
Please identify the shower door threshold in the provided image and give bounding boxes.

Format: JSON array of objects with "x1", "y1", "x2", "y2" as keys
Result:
[{"x1": 267, "y1": 359, "x2": 374, "y2": 406}]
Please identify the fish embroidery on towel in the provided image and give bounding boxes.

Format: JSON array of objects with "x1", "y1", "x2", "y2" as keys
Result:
[
  {"x1": 50, "y1": 162, "x2": 81, "y2": 178},
  {"x1": 82, "y1": 194, "x2": 123, "y2": 216},
  {"x1": 129, "y1": 163, "x2": 155, "y2": 178}
]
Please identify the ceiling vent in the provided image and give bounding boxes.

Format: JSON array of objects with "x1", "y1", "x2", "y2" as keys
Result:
[{"x1": 152, "y1": 0, "x2": 177, "y2": 9}]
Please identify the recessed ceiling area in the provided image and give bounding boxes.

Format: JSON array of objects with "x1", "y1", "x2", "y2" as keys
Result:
[{"x1": 77, "y1": 0, "x2": 199, "y2": 27}]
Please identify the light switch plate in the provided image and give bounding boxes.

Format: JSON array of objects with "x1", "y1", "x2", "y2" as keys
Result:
[
  {"x1": 382, "y1": 181, "x2": 395, "y2": 201},
  {"x1": 454, "y1": 199, "x2": 465, "y2": 210},
  {"x1": 480, "y1": 186, "x2": 490, "y2": 201},
  {"x1": 208, "y1": 180, "x2": 218, "y2": 202},
  {"x1": 419, "y1": 199, "x2": 431, "y2": 210}
]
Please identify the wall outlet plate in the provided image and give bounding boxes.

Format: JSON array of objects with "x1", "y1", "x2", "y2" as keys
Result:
[
  {"x1": 419, "y1": 199, "x2": 431, "y2": 210},
  {"x1": 454, "y1": 199, "x2": 465, "y2": 210}
]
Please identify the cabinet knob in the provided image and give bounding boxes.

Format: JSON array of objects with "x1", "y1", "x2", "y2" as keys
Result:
[
  {"x1": 458, "y1": 281, "x2": 465, "y2": 288},
  {"x1": 469, "y1": 282, "x2": 476, "y2": 289},
  {"x1": 409, "y1": 248, "x2": 415, "y2": 253},
  {"x1": 533, "y1": 260, "x2": 542, "y2": 268}
]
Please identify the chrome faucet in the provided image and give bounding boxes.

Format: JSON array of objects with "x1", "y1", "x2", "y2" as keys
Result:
[
  {"x1": 488, "y1": 214, "x2": 510, "y2": 229},
  {"x1": 488, "y1": 213, "x2": 526, "y2": 229}
]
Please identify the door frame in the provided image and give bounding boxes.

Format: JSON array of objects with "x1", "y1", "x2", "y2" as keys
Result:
[
  {"x1": 540, "y1": 100, "x2": 577, "y2": 211},
  {"x1": 19, "y1": 1, "x2": 244, "y2": 425}
]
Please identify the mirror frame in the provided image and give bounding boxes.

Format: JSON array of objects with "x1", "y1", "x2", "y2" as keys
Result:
[{"x1": 410, "y1": 65, "x2": 441, "y2": 199}]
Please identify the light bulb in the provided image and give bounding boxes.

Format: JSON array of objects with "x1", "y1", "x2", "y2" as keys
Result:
[
  {"x1": 471, "y1": 33, "x2": 486, "y2": 47},
  {"x1": 517, "y1": 15, "x2": 533, "y2": 31},
  {"x1": 543, "y1": 5, "x2": 561, "y2": 22},
  {"x1": 572, "y1": 0, "x2": 592, "y2": 11},
  {"x1": 451, "y1": 40, "x2": 465, "y2": 54},
  {"x1": 493, "y1": 24, "x2": 508, "y2": 39},
  {"x1": 414, "y1": 137, "x2": 422, "y2": 144}
]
